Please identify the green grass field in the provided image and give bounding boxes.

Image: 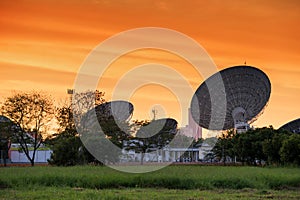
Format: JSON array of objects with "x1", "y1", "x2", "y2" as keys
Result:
[{"x1": 0, "y1": 165, "x2": 299, "y2": 199}]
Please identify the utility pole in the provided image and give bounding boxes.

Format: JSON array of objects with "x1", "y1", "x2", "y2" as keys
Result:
[{"x1": 67, "y1": 89, "x2": 74, "y2": 105}]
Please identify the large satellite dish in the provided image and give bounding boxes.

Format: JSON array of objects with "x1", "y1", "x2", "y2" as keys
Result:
[
  {"x1": 279, "y1": 118, "x2": 300, "y2": 134},
  {"x1": 191, "y1": 65, "x2": 271, "y2": 131}
]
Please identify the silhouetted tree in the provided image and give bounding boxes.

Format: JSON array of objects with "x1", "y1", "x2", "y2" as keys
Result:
[
  {"x1": 79, "y1": 98, "x2": 133, "y2": 164},
  {"x1": 0, "y1": 116, "x2": 13, "y2": 166},
  {"x1": 1, "y1": 91, "x2": 54, "y2": 166},
  {"x1": 72, "y1": 90, "x2": 105, "y2": 129},
  {"x1": 55, "y1": 103, "x2": 76, "y2": 134},
  {"x1": 49, "y1": 91, "x2": 133, "y2": 165},
  {"x1": 262, "y1": 131, "x2": 290, "y2": 165},
  {"x1": 280, "y1": 134, "x2": 300, "y2": 166},
  {"x1": 169, "y1": 131, "x2": 194, "y2": 148},
  {"x1": 47, "y1": 130, "x2": 81, "y2": 166},
  {"x1": 212, "y1": 127, "x2": 300, "y2": 166},
  {"x1": 127, "y1": 119, "x2": 178, "y2": 165},
  {"x1": 47, "y1": 91, "x2": 104, "y2": 166},
  {"x1": 212, "y1": 129, "x2": 236, "y2": 165}
]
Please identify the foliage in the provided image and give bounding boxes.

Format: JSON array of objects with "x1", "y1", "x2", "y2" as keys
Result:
[
  {"x1": 47, "y1": 131, "x2": 82, "y2": 166},
  {"x1": 1, "y1": 91, "x2": 54, "y2": 166},
  {"x1": 234, "y1": 128, "x2": 274, "y2": 165},
  {"x1": 126, "y1": 119, "x2": 177, "y2": 164},
  {"x1": 0, "y1": 117, "x2": 14, "y2": 140},
  {"x1": 55, "y1": 104, "x2": 75, "y2": 133},
  {"x1": 46, "y1": 129, "x2": 100, "y2": 166},
  {"x1": 212, "y1": 127, "x2": 300, "y2": 166},
  {"x1": 47, "y1": 102, "x2": 91, "y2": 166},
  {"x1": 49, "y1": 90, "x2": 133, "y2": 165},
  {"x1": 280, "y1": 134, "x2": 300, "y2": 165},
  {"x1": 71, "y1": 90, "x2": 105, "y2": 128},
  {"x1": 0, "y1": 117, "x2": 14, "y2": 166},
  {"x1": 212, "y1": 129, "x2": 236, "y2": 164},
  {"x1": 169, "y1": 132, "x2": 194, "y2": 148},
  {"x1": 97, "y1": 116, "x2": 133, "y2": 149},
  {"x1": 263, "y1": 132, "x2": 290, "y2": 165}
]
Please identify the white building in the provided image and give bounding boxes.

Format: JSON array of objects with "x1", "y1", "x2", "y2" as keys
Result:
[
  {"x1": 121, "y1": 146, "x2": 201, "y2": 163},
  {"x1": 8, "y1": 143, "x2": 52, "y2": 163}
]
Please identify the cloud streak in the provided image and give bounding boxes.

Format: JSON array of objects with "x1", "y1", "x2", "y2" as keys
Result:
[{"x1": 0, "y1": 0, "x2": 300, "y2": 128}]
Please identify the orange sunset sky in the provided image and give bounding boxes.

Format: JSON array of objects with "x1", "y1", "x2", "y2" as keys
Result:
[{"x1": 0, "y1": 0, "x2": 300, "y2": 131}]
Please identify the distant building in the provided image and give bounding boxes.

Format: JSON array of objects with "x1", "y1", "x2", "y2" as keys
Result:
[
  {"x1": 120, "y1": 108, "x2": 204, "y2": 163},
  {"x1": 180, "y1": 108, "x2": 202, "y2": 141},
  {"x1": 8, "y1": 143, "x2": 52, "y2": 163},
  {"x1": 121, "y1": 146, "x2": 200, "y2": 163}
]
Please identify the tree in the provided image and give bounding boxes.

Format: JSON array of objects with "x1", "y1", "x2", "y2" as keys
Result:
[
  {"x1": 49, "y1": 91, "x2": 132, "y2": 165},
  {"x1": 79, "y1": 114, "x2": 132, "y2": 165},
  {"x1": 72, "y1": 90, "x2": 105, "y2": 129},
  {"x1": 212, "y1": 129, "x2": 236, "y2": 164},
  {"x1": 47, "y1": 130, "x2": 82, "y2": 166},
  {"x1": 127, "y1": 118, "x2": 178, "y2": 165},
  {"x1": 1, "y1": 91, "x2": 53, "y2": 166},
  {"x1": 169, "y1": 131, "x2": 194, "y2": 148},
  {"x1": 0, "y1": 116, "x2": 13, "y2": 166},
  {"x1": 211, "y1": 126, "x2": 300, "y2": 166},
  {"x1": 280, "y1": 134, "x2": 300, "y2": 166},
  {"x1": 46, "y1": 102, "x2": 80, "y2": 166},
  {"x1": 55, "y1": 103, "x2": 76, "y2": 133},
  {"x1": 46, "y1": 104, "x2": 96, "y2": 166},
  {"x1": 79, "y1": 98, "x2": 133, "y2": 164},
  {"x1": 262, "y1": 130, "x2": 290, "y2": 166}
]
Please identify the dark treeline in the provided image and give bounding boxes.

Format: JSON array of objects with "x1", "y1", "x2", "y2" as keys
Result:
[
  {"x1": 1, "y1": 91, "x2": 300, "y2": 167},
  {"x1": 212, "y1": 127, "x2": 300, "y2": 166},
  {"x1": 0, "y1": 90, "x2": 183, "y2": 166},
  {"x1": 46, "y1": 91, "x2": 181, "y2": 166}
]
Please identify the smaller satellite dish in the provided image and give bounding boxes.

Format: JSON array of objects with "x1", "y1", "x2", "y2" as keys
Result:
[
  {"x1": 94, "y1": 100, "x2": 134, "y2": 122},
  {"x1": 136, "y1": 118, "x2": 178, "y2": 138},
  {"x1": 81, "y1": 101, "x2": 134, "y2": 129},
  {"x1": 279, "y1": 118, "x2": 300, "y2": 134}
]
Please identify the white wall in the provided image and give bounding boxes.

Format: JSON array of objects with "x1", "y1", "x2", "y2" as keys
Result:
[{"x1": 10, "y1": 150, "x2": 52, "y2": 163}]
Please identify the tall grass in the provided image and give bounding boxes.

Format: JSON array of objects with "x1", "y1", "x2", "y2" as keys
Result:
[{"x1": 0, "y1": 166, "x2": 299, "y2": 190}]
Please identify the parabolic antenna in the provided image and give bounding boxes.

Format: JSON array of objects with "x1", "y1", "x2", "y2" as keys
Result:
[
  {"x1": 191, "y1": 65, "x2": 271, "y2": 131},
  {"x1": 81, "y1": 100, "x2": 134, "y2": 128},
  {"x1": 279, "y1": 118, "x2": 300, "y2": 134},
  {"x1": 94, "y1": 100, "x2": 134, "y2": 122},
  {"x1": 137, "y1": 118, "x2": 178, "y2": 138}
]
